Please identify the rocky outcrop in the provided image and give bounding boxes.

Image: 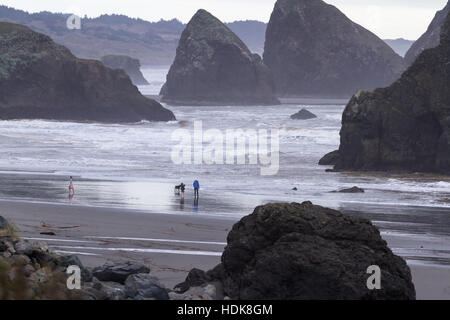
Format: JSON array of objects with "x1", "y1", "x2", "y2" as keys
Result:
[
  {"x1": 319, "y1": 150, "x2": 340, "y2": 165},
  {"x1": 0, "y1": 22, "x2": 175, "y2": 122},
  {"x1": 333, "y1": 12, "x2": 450, "y2": 174},
  {"x1": 101, "y1": 55, "x2": 149, "y2": 85},
  {"x1": 1, "y1": 227, "x2": 84, "y2": 299},
  {"x1": 0, "y1": 224, "x2": 169, "y2": 300},
  {"x1": 178, "y1": 202, "x2": 416, "y2": 300},
  {"x1": 290, "y1": 108, "x2": 317, "y2": 120},
  {"x1": 263, "y1": 0, "x2": 405, "y2": 98},
  {"x1": 160, "y1": 9, "x2": 279, "y2": 106},
  {"x1": 405, "y1": 1, "x2": 449, "y2": 66}
]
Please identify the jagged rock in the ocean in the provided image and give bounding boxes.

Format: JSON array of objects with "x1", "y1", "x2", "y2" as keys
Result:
[
  {"x1": 333, "y1": 186, "x2": 365, "y2": 193},
  {"x1": 405, "y1": 1, "x2": 449, "y2": 66},
  {"x1": 290, "y1": 108, "x2": 317, "y2": 120},
  {"x1": 0, "y1": 22, "x2": 175, "y2": 122},
  {"x1": 160, "y1": 9, "x2": 279, "y2": 106},
  {"x1": 92, "y1": 261, "x2": 150, "y2": 284},
  {"x1": 101, "y1": 55, "x2": 149, "y2": 86},
  {"x1": 334, "y1": 12, "x2": 450, "y2": 174},
  {"x1": 319, "y1": 150, "x2": 340, "y2": 165},
  {"x1": 263, "y1": 0, "x2": 405, "y2": 98},
  {"x1": 186, "y1": 202, "x2": 415, "y2": 300}
]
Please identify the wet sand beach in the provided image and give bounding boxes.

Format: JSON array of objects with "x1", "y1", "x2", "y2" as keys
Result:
[{"x1": 1, "y1": 199, "x2": 449, "y2": 299}]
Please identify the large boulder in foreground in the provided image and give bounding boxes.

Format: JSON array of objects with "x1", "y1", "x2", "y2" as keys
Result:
[
  {"x1": 0, "y1": 22, "x2": 175, "y2": 122},
  {"x1": 101, "y1": 55, "x2": 149, "y2": 86},
  {"x1": 263, "y1": 0, "x2": 405, "y2": 98},
  {"x1": 160, "y1": 9, "x2": 279, "y2": 106},
  {"x1": 334, "y1": 12, "x2": 450, "y2": 174},
  {"x1": 405, "y1": 1, "x2": 449, "y2": 66},
  {"x1": 180, "y1": 202, "x2": 415, "y2": 300}
]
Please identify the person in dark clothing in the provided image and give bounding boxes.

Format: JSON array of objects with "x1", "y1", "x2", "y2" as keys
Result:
[{"x1": 193, "y1": 180, "x2": 200, "y2": 198}]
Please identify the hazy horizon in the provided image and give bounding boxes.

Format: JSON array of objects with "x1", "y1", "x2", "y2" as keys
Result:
[{"x1": 0, "y1": 0, "x2": 448, "y2": 40}]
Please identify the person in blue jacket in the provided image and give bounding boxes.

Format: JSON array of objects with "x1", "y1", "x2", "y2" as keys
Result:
[{"x1": 193, "y1": 180, "x2": 200, "y2": 198}]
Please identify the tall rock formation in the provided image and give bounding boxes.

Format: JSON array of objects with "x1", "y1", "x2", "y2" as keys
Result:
[
  {"x1": 160, "y1": 9, "x2": 279, "y2": 106},
  {"x1": 101, "y1": 55, "x2": 149, "y2": 86},
  {"x1": 405, "y1": 1, "x2": 449, "y2": 66},
  {"x1": 176, "y1": 202, "x2": 416, "y2": 300},
  {"x1": 263, "y1": 0, "x2": 405, "y2": 98},
  {"x1": 333, "y1": 12, "x2": 450, "y2": 174},
  {"x1": 0, "y1": 22, "x2": 175, "y2": 122}
]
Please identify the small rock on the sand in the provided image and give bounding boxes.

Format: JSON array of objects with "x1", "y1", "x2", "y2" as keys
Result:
[
  {"x1": 292, "y1": 187, "x2": 298, "y2": 191},
  {"x1": 290, "y1": 109, "x2": 317, "y2": 120},
  {"x1": 92, "y1": 261, "x2": 150, "y2": 284},
  {"x1": 124, "y1": 274, "x2": 169, "y2": 300}
]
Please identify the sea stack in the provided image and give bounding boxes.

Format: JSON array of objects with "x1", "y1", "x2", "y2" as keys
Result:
[
  {"x1": 101, "y1": 55, "x2": 149, "y2": 85},
  {"x1": 160, "y1": 9, "x2": 279, "y2": 106},
  {"x1": 333, "y1": 12, "x2": 450, "y2": 174},
  {"x1": 0, "y1": 22, "x2": 175, "y2": 122},
  {"x1": 404, "y1": 1, "x2": 449, "y2": 66},
  {"x1": 263, "y1": 0, "x2": 405, "y2": 98}
]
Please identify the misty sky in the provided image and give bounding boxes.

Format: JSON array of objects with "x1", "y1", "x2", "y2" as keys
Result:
[{"x1": 1, "y1": 0, "x2": 448, "y2": 39}]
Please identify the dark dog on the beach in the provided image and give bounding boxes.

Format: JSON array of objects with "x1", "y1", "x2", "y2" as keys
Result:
[{"x1": 175, "y1": 183, "x2": 185, "y2": 194}]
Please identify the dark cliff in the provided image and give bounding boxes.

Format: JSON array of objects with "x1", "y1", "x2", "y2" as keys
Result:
[
  {"x1": 334, "y1": 12, "x2": 450, "y2": 174},
  {"x1": 0, "y1": 22, "x2": 175, "y2": 122}
]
